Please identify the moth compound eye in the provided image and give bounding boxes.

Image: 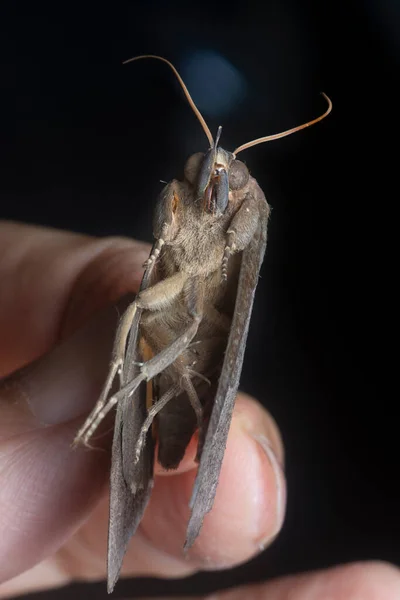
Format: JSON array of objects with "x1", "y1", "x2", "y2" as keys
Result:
[
  {"x1": 184, "y1": 152, "x2": 204, "y2": 185},
  {"x1": 229, "y1": 159, "x2": 249, "y2": 191}
]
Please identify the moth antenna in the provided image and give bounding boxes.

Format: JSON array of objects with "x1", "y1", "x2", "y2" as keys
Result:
[
  {"x1": 233, "y1": 93, "x2": 332, "y2": 155},
  {"x1": 215, "y1": 125, "x2": 223, "y2": 147},
  {"x1": 123, "y1": 54, "x2": 214, "y2": 147}
]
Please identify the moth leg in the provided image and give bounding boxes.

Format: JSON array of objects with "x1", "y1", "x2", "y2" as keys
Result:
[
  {"x1": 138, "y1": 270, "x2": 188, "y2": 311},
  {"x1": 134, "y1": 383, "x2": 180, "y2": 463},
  {"x1": 80, "y1": 299, "x2": 203, "y2": 444},
  {"x1": 142, "y1": 223, "x2": 169, "y2": 269},
  {"x1": 181, "y1": 374, "x2": 203, "y2": 427},
  {"x1": 73, "y1": 300, "x2": 138, "y2": 446},
  {"x1": 75, "y1": 273, "x2": 189, "y2": 445},
  {"x1": 188, "y1": 369, "x2": 211, "y2": 386},
  {"x1": 138, "y1": 277, "x2": 203, "y2": 381},
  {"x1": 77, "y1": 273, "x2": 202, "y2": 446},
  {"x1": 222, "y1": 194, "x2": 260, "y2": 279},
  {"x1": 176, "y1": 277, "x2": 208, "y2": 426},
  {"x1": 143, "y1": 180, "x2": 185, "y2": 269}
]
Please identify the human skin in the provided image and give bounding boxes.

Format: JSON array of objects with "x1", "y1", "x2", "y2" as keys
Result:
[{"x1": 0, "y1": 221, "x2": 398, "y2": 599}]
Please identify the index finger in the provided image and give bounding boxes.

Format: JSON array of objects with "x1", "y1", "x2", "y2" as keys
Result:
[{"x1": 0, "y1": 221, "x2": 149, "y2": 376}]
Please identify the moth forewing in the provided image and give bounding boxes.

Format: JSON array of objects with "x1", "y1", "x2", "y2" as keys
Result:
[
  {"x1": 186, "y1": 180, "x2": 270, "y2": 548},
  {"x1": 72, "y1": 55, "x2": 331, "y2": 593}
]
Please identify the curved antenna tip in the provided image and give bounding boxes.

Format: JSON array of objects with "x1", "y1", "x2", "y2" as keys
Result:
[
  {"x1": 234, "y1": 92, "x2": 332, "y2": 155},
  {"x1": 320, "y1": 92, "x2": 333, "y2": 113},
  {"x1": 122, "y1": 54, "x2": 214, "y2": 147}
]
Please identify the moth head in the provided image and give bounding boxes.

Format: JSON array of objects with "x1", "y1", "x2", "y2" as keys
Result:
[{"x1": 184, "y1": 127, "x2": 250, "y2": 216}]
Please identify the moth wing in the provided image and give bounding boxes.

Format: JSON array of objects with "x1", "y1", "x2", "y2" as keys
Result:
[
  {"x1": 107, "y1": 381, "x2": 154, "y2": 593},
  {"x1": 185, "y1": 192, "x2": 269, "y2": 549},
  {"x1": 107, "y1": 267, "x2": 156, "y2": 593}
]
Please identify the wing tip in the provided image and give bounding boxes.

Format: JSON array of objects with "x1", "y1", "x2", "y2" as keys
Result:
[
  {"x1": 184, "y1": 509, "x2": 203, "y2": 553},
  {"x1": 107, "y1": 571, "x2": 118, "y2": 594},
  {"x1": 107, "y1": 546, "x2": 123, "y2": 594},
  {"x1": 183, "y1": 530, "x2": 196, "y2": 554}
]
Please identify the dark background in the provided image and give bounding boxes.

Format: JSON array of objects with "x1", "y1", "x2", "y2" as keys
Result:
[{"x1": 0, "y1": 1, "x2": 398, "y2": 598}]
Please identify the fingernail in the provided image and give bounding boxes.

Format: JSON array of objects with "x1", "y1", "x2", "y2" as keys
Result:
[
  {"x1": 0, "y1": 298, "x2": 129, "y2": 431},
  {"x1": 234, "y1": 396, "x2": 286, "y2": 548},
  {"x1": 252, "y1": 434, "x2": 286, "y2": 547}
]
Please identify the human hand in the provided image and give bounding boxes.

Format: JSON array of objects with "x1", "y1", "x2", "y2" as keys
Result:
[{"x1": 0, "y1": 222, "x2": 398, "y2": 599}]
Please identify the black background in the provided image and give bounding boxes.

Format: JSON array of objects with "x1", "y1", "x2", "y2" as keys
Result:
[{"x1": 0, "y1": 1, "x2": 398, "y2": 598}]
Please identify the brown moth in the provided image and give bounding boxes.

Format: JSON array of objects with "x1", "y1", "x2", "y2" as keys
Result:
[{"x1": 73, "y1": 55, "x2": 331, "y2": 592}]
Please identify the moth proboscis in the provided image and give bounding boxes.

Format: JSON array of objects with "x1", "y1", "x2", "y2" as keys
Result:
[{"x1": 73, "y1": 55, "x2": 332, "y2": 593}]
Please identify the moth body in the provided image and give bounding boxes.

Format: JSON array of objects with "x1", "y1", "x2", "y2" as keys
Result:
[{"x1": 136, "y1": 153, "x2": 266, "y2": 469}]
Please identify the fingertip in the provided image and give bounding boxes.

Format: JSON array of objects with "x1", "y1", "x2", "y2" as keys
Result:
[
  {"x1": 186, "y1": 406, "x2": 286, "y2": 566},
  {"x1": 140, "y1": 393, "x2": 286, "y2": 571}
]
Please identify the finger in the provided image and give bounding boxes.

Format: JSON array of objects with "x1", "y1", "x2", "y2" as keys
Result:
[
  {"x1": 2, "y1": 560, "x2": 399, "y2": 600},
  {"x1": 118, "y1": 393, "x2": 286, "y2": 578},
  {"x1": 0, "y1": 418, "x2": 109, "y2": 588},
  {"x1": 0, "y1": 393, "x2": 286, "y2": 593},
  {"x1": 0, "y1": 223, "x2": 150, "y2": 584},
  {"x1": 212, "y1": 561, "x2": 400, "y2": 600},
  {"x1": 0, "y1": 222, "x2": 286, "y2": 588},
  {"x1": 0, "y1": 301, "x2": 125, "y2": 585},
  {"x1": 0, "y1": 221, "x2": 149, "y2": 376}
]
